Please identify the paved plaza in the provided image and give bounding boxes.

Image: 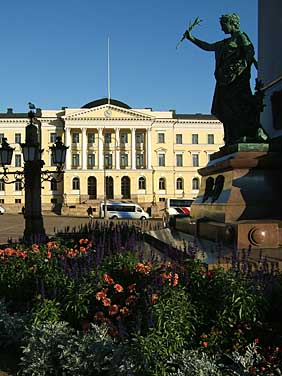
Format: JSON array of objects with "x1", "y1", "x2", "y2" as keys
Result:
[
  {"x1": 0, "y1": 214, "x2": 99, "y2": 245},
  {"x1": 0, "y1": 214, "x2": 162, "y2": 245}
]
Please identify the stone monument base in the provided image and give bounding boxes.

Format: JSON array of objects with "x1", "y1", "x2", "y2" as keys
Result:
[{"x1": 186, "y1": 143, "x2": 282, "y2": 249}]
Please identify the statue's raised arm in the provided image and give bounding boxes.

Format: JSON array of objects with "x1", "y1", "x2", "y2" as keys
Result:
[{"x1": 184, "y1": 18, "x2": 216, "y2": 52}]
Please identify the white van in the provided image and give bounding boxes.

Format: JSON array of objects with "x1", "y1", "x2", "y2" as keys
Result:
[
  {"x1": 162, "y1": 198, "x2": 194, "y2": 227},
  {"x1": 100, "y1": 202, "x2": 149, "y2": 220}
]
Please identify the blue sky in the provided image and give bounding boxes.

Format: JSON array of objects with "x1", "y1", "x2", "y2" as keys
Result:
[{"x1": 0, "y1": 0, "x2": 257, "y2": 114}]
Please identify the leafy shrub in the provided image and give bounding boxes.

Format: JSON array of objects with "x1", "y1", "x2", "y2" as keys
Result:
[
  {"x1": 0, "y1": 299, "x2": 30, "y2": 348},
  {"x1": 167, "y1": 349, "x2": 222, "y2": 375},
  {"x1": 32, "y1": 298, "x2": 62, "y2": 325},
  {"x1": 133, "y1": 286, "x2": 197, "y2": 375},
  {"x1": 20, "y1": 321, "x2": 118, "y2": 375}
]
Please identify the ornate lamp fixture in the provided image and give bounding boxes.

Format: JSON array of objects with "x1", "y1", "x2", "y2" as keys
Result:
[
  {"x1": 0, "y1": 112, "x2": 68, "y2": 185},
  {"x1": 0, "y1": 105, "x2": 69, "y2": 244}
]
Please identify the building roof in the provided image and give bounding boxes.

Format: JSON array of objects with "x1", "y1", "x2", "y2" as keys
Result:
[
  {"x1": 81, "y1": 98, "x2": 131, "y2": 110},
  {"x1": 174, "y1": 113, "x2": 218, "y2": 120}
]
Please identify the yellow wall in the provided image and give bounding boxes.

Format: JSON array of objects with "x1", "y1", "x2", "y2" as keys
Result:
[{"x1": 0, "y1": 105, "x2": 223, "y2": 213}]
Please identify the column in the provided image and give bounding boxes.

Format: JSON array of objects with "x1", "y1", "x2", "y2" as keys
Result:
[
  {"x1": 115, "y1": 128, "x2": 120, "y2": 170},
  {"x1": 131, "y1": 128, "x2": 136, "y2": 170},
  {"x1": 146, "y1": 128, "x2": 152, "y2": 169},
  {"x1": 82, "y1": 128, "x2": 87, "y2": 170},
  {"x1": 65, "y1": 127, "x2": 71, "y2": 170},
  {"x1": 98, "y1": 128, "x2": 103, "y2": 170}
]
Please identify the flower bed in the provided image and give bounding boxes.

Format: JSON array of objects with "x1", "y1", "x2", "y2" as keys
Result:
[{"x1": 0, "y1": 223, "x2": 281, "y2": 375}]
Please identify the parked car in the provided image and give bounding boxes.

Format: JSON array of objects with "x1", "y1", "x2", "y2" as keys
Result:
[
  {"x1": 162, "y1": 198, "x2": 194, "y2": 228},
  {"x1": 0, "y1": 206, "x2": 5, "y2": 214}
]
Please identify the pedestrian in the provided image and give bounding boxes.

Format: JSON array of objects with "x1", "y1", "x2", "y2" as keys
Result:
[{"x1": 87, "y1": 206, "x2": 93, "y2": 220}]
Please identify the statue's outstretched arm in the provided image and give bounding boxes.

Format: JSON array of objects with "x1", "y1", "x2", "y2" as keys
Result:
[{"x1": 185, "y1": 31, "x2": 215, "y2": 51}]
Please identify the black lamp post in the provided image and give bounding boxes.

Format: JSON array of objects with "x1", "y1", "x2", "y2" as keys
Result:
[{"x1": 0, "y1": 108, "x2": 68, "y2": 244}]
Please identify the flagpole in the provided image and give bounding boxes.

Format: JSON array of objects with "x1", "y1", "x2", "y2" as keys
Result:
[
  {"x1": 104, "y1": 36, "x2": 111, "y2": 219},
  {"x1": 108, "y1": 36, "x2": 111, "y2": 105}
]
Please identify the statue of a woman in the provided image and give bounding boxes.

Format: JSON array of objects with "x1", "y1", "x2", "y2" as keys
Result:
[{"x1": 185, "y1": 13, "x2": 260, "y2": 145}]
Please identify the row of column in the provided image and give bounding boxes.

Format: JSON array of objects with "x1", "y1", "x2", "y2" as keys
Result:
[{"x1": 64, "y1": 127, "x2": 152, "y2": 171}]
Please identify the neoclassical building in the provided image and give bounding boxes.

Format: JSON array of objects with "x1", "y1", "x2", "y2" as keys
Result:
[{"x1": 0, "y1": 98, "x2": 223, "y2": 215}]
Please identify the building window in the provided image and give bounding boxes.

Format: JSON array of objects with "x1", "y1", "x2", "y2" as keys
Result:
[
  {"x1": 159, "y1": 177, "x2": 166, "y2": 190},
  {"x1": 159, "y1": 197, "x2": 165, "y2": 202},
  {"x1": 192, "y1": 154, "x2": 199, "y2": 167},
  {"x1": 72, "y1": 132, "x2": 79, "y2": 144},
  {"x1": 176, "y1": 177, "x2": 183, "y2": 190},
  {"x1": 50, "y1": 133, "x2": 57, "y2": 143},
  {"x1": 50, "y1": 178, "x2": 57, "y2": 191},
  {"x1": 136, "y1": 133, "x2": 144, "y2": 144},
  {"x1": 192, "y1": 134, "x2": 199, "y2": 144},
  {"x1": 105, "y1": 133, "x2": 111, "y2": 143},
  {"x1": 72, "y1": 154, "x2": 80, "y2": 168},
  {"x1": 176, "y1": 154, "x2": 183, "y2": 167},
  {"x1": 158, "y1": 133, "x2": 165, "y2": 143},
  {"x1": 0, "y1": 134, "x2": 4, "y2": 143},
  {"x1": 0, "y1": 199, "x2": 4, "y2": 204},
  {"x1": 192, "y1": 177, "x2": 199, "y2": 190},
  {"x1": 120, "y1": 153, "x2": 128, "y2": 168},
  {"x1": 15, "y1": 133, "x2": 21, "y2": 144},
  {"x1": 88, "y1": 154, "x2": 95, "y2": 167},
  {"x1": 15, "y1": 180, "x2": 23, "y2": 191},
  {"x1": 120, "y1": 132, "x2": 128, "y2": 143},
  {"x1": 15, "y1": 154, "x2": 22, "y2": 167},
  {"x1": 176, "y1": 134, "x2": 182, "y2": 144},
  {"x1": 136, "y1": 153, "x2": 144, "y2": 168},
  {"x1": 0, "y1": 179, "x2": 5, "y2": 191},
  {"x1": 158, "y1": 153, "x2": 165, "y2": 167},
  {"x1": 15, "y1": 199, "x2": 21, "y2": 204},
  {"x1": 208, "y1": 134, "x2": 214, "y2": 144},
  {"x1": 51, "y1": 198, "x2": 58, "y2": 204},
  {"x1": 88, "y1": 133, "x2": 95, "y2": 144},
  {"x1": 104, "y1": 153, "x2": 112, "y2": 168},
  {"x1": 72, "y1": 177, "x2": 80, "y2": 190},
  {"x1": 138, "y1": 176, "x2": 146, "y2": 190}
]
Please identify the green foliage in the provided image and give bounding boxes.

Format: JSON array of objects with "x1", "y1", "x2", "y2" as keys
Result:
[
  {"x1": 219, "y1": 342, "x2": 262, "y2": 375},
  {"x1": 133, "y1": 286, "x2": 197, "y2": 375},
  {"x1": 32, "y1": 298, "x2": 62, "y2": 325},
  {"x1": 0, "y1": 237, "x2": 281, "y2": 375},
  {"x1": 19, "y1": 321, "x2": 135, "y2": 376},
  {"x1": 62, "y1": 279, "x2": 95, "y2": 327},
  {"x1": 167, "y1": 350, "x2": 222, "y2": 375},
  {"x1": 0, "y1": 299, "x2": 30, "y2": 348}
]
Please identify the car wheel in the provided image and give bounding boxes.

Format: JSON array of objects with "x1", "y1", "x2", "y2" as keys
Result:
[
  {"x1": 111, "y1": 215, "x2": 118, "y2": 220},
  {"x1": 140, "y1": 216, "x2": 147, "y2": 221}
]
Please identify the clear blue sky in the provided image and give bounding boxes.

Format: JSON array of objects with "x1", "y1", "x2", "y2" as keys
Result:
[{"x1": 0, "y1": 0, "x2": 257, "y2": 114}]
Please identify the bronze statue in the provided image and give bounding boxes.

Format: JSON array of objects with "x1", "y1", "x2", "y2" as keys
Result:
[{"x1": 184, "y1": 13, "x2": 264, "y2": 145}]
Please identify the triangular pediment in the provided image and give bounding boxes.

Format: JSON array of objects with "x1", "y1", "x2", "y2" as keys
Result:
[
  {"x1": 63, "y1": 105, "x2": 155, "y2": 120},
  {"x1": 155, "y1": 147, "x2": 168, "y2": 152}
]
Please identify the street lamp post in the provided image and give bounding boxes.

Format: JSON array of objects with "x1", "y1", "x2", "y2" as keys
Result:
[
  {"x1": 21, "y1": 111, "x2": 46, "y2": 243},
  {"x1": 0, "y1": 108, "x2": 68, "y2": 244}
]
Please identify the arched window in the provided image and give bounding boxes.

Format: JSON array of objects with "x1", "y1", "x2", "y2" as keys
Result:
[
  {"x1": 72, "y1": 177, "x2": 80, "y2": 190},
  {"x1": 50, "y1": 178, "x2": 57, "y2": 191},
  {"x1": 121, "y1": 176, "x2": 131, "y2": 199},
  {"x1": 138, "y1": 176, "x2": 146, "y2": 190},
  {"x1": 192, "y1": 177, "x2": 199, "y2": 190},
  {"x1": 88, "y1": 176, "x2": 97, "y2": 199},
  {"x1": 0, "y1": 179, "x2": 5, "y2": 191},
  {"x1": 176, "y1": 177, "x2": 183, "y2": 190},
  {"x1": 159, "y1": 177, "x2": 166, "y2": 190}
]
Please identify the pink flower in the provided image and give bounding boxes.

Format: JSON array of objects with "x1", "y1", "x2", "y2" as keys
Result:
[
  {"x1": 114, "y1": 284, "x2": 124, "y2": 292},
  {"x1": 109, "y1": 304, "x2": 119, "y2": 316},
  {"x1": 102, "y1": 298, "x2": 111, "y2": 307},
  {"x1": 103, "y1": 273, "x2": 114, "y2": 284}
]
